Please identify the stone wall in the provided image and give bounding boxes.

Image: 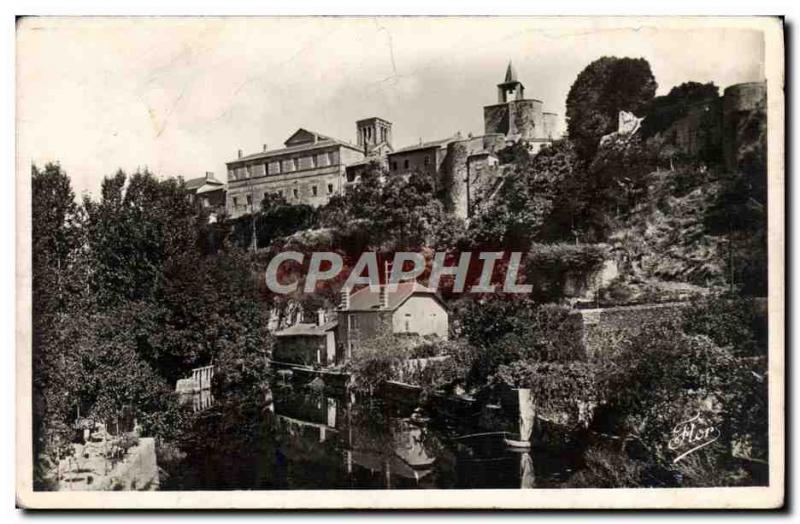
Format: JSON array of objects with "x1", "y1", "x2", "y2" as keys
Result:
[
  {"x1": 483, "y1": 104, "x2": 509, "y2": 136},
  {"x1": 102, "y1": 438, "x2": 159, "y2": 491},
  {"x1": 570, "y1": 302, "x2": 690, "y2": 359},
  {"x1": 722, "y1": 81, "x2": 767, "y2": 172},
  {"x1": 443, "y1": 134, "x2": 505, "y2": 218},
  {"x1": 508, "y1": 99, "x2": 543, "y2": 141},
  {"x1": 274, "y1": 336, "x2": 326, "y2": 366}
]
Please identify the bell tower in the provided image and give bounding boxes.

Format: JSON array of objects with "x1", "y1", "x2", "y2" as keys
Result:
[
  {"x1": 496, "y1": 61, "x2": 525, "y2": 103},
  {"x1": 356, "y1": 117, "x2": 393, "y2": 154}
]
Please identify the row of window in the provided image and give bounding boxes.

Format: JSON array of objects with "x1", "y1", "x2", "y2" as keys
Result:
[
  {"x1": 230, "y1": 183, "x2": 335, "y2": 208},
  {"x1": 229, "y1": 151, "x2": 339, "y2": 182}
]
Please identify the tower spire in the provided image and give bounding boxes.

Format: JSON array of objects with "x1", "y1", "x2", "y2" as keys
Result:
[{"x1": 504, "y1": 61, "x2": 518, "y2": 84}]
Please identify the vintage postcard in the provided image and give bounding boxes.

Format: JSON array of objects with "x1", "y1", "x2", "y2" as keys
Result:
[{"x1": 15, "y1": 16, "x2": 784, "y2": 509}]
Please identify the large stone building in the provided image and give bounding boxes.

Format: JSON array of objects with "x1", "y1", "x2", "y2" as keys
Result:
[{"x1": 225, "y1": 128, "x2": 368, "y2": 218}]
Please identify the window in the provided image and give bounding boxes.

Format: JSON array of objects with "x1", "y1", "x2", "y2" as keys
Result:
[
  {"x1": 391, "y1": 161, "x2": 397, "y2": 171},
  {"x1": 404, "y1": 159, "x2": 409, "y2": 169},
  {"x1": 327, "y1": 151, "x2": 337, "y2": 165},
  {"x1": 424, "y1": 156, "x2": 430, "y2": 167},
  {"x1": 228, "y1": 168, "x2": 235, "y2": 181},
  {"x1": 268, "y1": 161, "x2": 281, "y2": 175},
  {"x1": 327, "y1": 183, "x2": 334, "y2": 194},
  {"x1": 292, "y1": 188, "x2": 299, "y2": 199},
  {"x1": 292, "y1": 158, "x2": 298, "y2": 171},
  {"x1": 232, "y1": 196, "x2": 240, "y2": 208},
  {"x1": 246, "y1": 195, "x2": 252, "y2": 207},
  {"x1": 201, "y1": 197, "x2": 209, "y2": 208},
  {"x1": 312, "y1": 185, "x2": 318, "y2": 197}
]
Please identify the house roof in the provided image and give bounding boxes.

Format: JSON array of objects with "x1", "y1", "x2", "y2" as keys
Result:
[
  {"x1": 389, "y1": 137, "x2": 452, "y2": 156},
  {"x1": 184, "y1": 173, "x2": 224, "y2": 191},
  {"x1": 275, "y1": 319, "x2": 338, "y2": 337},
  {"x1": 229, "y1": 128, "x2": 362, "y2": 165},
  {"x1": 344, "y1": 282, "x2": 443, "y2": 312}
]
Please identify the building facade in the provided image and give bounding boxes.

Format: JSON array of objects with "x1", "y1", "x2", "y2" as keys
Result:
[
  {"x1": 336, "y1": 282, "x2": 449, "y2": 362},
  {"x1": 273, "y1": 310, "x2": 338, "y2": 367},
  {"x1": 225, "y1": 128, "x2": 367, "y2": 218}
]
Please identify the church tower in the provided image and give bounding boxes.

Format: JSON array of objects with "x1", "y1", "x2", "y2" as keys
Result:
[
  {"x1": 356, "y1": 117, "x2": 393, "y2": 154},
  {"x1": 484, "y1": 61, "x2": 554, "y2": 151}
]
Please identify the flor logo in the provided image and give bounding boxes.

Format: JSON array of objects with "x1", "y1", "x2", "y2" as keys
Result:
[{"x1": 668, "y1": 412, "x2": 721, "y2": 464}]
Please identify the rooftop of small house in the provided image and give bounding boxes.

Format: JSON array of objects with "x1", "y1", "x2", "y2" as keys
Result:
[
  {"x1": 275, "y1": 319, "x2": 338, "y2": 337},
  {"x1": 343, "y1": 282, "x2": 443, "y2": 312},
  {"x1": 184, "y1": 172, "x2": 224, "y2": 192}
]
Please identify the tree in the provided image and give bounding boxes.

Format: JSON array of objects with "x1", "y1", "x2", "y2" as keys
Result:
[
  {"x1": 31, "y1": 163, "x2": 87, "y2": 489},
  {"x1": 469, "y1": 140, "x2": 577, "y2": 250},
  {"x1": 566, "y1": 56, "x2": 657, "y2": 160}
]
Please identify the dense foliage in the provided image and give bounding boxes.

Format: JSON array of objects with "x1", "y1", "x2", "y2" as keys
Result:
[
  {"x1": 566, "y1": 56, "x2": 657, "y2": 160},
  {"x1": 32, "y1": 165, "x2": 272, "y2": 489}
]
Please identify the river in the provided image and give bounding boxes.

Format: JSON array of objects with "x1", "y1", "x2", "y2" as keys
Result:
[{"x1": 161, "y1": 381, "x2": 586, "y2": 490}]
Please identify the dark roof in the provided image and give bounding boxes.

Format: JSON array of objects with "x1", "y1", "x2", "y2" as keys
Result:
[
  {"x1": 275, "y1": 319, "x2": 338, "y2": 337},
  {"x1": 503, "y1": 61, "x2": 518, "y2": 84},
  {"x1": 389, "y1": 137, "x2": 452, "y2": 155},
  {"x1": 184, "y1": 173, "x2": 224, "y2": 191},
  {"x1": 344, "y1": 282, "x2": 442, "y2": 312}
]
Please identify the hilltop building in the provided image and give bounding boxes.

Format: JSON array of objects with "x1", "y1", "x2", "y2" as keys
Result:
[
  {"x1": 483, "y1": 62, "x2": 558, "y2": 153},
  {"x1": 224, "y1": 62, "x2": 558, "y2": 219},
  {"x1": 225, "y1": 128, "x2": 368, "y2": 219}
]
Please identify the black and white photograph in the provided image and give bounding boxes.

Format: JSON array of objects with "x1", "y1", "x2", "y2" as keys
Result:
[{"x1": 14, "y1": 15, "x2": 784, "y2": 509}]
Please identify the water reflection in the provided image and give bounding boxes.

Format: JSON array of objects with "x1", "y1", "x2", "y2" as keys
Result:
[{"x1": 163, "y1": 381, "x2": 580, "y2": 490}]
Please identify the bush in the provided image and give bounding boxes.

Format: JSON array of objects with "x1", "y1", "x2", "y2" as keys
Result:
[
  {"x1": 525, "y1": 243, "x2": 608, "y2": 301},
  {"x1": 595, "y1": 318, "x2": 767, "y2": 467},
  {"x1": 491, "y1": 360, "x2": 599, "y2": 428}
]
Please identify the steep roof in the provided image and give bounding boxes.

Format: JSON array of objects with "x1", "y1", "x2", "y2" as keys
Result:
[
  {"x1": 503, "y1": 61, "x2": 518, "y2": 84},
  {"x1": 275, "y1": 319, "x2": 338, "y2": 337},
  {"x1": 344, "y1": 282, "x2": 443, "y2": 312}
]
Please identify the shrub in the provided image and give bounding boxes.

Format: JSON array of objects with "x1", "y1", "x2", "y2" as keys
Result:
[
  {"x1": 595, "y1": 318, "x2": 766, "y2": 466},
  {"x1": 525, "y1": 243, "x2": 609, "y2": 301},
  {"x1": 490, "y1": 360, "x2": 599, "y2": 428}
]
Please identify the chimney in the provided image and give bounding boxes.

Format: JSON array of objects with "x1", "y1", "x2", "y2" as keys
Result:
[
  {"x1": 339, "y1": 287, "x2": 350, "y2": 310},
  {"x1": 379, "y1": 285, "x2": 389, "y2": 309},
  {"x1": 238, "y1": 149, "x2": 243, "y2": 159},
  {"x1": 317, "y1": 309, "x2": 326, "y2": 326},
  {"x1": 205, "y1": 171, "x2": 213, "y2": 181},
  {"x1": 263, "y1": 144, "x2": 268, "y2": 152}
]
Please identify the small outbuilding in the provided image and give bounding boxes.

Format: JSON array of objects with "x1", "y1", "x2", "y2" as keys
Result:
[{"x1": 274, "y1": 310, "x2": 338, "y2": 367}]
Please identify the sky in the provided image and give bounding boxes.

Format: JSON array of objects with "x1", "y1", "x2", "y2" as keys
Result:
[{"x1": 17, "y1": 17, "x2": 766, "y2": 198}]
